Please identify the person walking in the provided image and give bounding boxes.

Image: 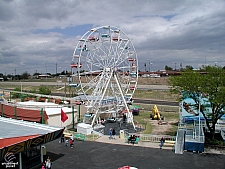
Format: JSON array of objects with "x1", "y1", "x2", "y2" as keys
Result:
[
  {"x1": 160, "y1": 136, "x2": 165, "y2": 149},
  {"x1": 109, "y1": 128, "x2": 113, "y2": 139},
  {"x1": 45, "y1": 157, "x2": 51, "y2": 169},
  {"x1": 112, "y1": 128, "x2": 116, "y2": 139},
  {"x1": 70, "y1": 138, "x2": 74, "y2": 148},
  {"x1": 65, "y1": 139, "x2": 69, "y2": 146},
  {"x1": 60, "y1": 133, "x2": 65, "y2": 143}
]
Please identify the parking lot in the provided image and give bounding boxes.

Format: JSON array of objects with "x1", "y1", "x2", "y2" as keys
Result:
[{"x1": 39, "y1": 139, "x2": 225, "y2": 169}]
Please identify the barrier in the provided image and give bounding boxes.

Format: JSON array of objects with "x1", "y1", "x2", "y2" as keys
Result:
[{"x1": 139, "y1": 134, "x2": 176, "y2": 142}]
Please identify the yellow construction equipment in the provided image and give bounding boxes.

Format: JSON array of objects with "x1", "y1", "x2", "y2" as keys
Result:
[{"x1": 150, "y1": 105, "x2": 163, "y2": 120}]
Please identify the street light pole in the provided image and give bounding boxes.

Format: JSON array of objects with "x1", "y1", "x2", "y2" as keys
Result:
[
  {"x1": 147, "y1": 60, "x2": 152, "y2": 73},
  {"x1": 43, "y1": 63, "x2": 47, "y2": 85},
  {"x1": 147, "y1": 60, "x2": 151, "y2": 72}
]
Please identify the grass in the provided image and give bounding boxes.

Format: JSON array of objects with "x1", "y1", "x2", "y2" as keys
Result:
[
  {"x1": 133, "y1": 111, "x2": 154, "y2": 134},
  {"x1": 133, "y1": 89, "x2": 178, "y2": 101},
  {"x1": 133, "y1": 104, "x2": 179, "y2": 135}
]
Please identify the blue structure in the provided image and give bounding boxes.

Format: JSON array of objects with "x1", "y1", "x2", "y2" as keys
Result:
[
  {"x1": 175, "y1": 97, "x2": 205, "y2": 154},
  {"x1": 175, "y1": 93, "x2": 225, "y2": 154}
]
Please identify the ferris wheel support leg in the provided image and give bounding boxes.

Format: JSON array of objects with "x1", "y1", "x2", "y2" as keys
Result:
[
  {"x1": 114, "y1": 73, "x2": 135, "y2": 129},
  {"x1": 91, "y1": 70, "x2": 114, "y2": 127}
]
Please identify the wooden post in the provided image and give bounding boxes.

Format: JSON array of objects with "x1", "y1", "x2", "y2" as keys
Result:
[
  {"x1": 40, "y1": 108, "x2": 44, "y2": 124},
  {"x1": 14, "y1": 106, "x2": 17, "y2": 120}
]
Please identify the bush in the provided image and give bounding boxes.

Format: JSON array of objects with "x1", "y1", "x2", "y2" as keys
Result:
[
  {"x1": 38, "y1": 86, "x2": 51, "y2": 95},
  {"x1": 11, "y1": 88, "x2": 21, "y2": 98}
]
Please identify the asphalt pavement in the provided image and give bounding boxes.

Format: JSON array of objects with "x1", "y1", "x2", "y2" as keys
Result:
[{"x1": 37, "y1": 138, "x2": 225, "y2": 169}]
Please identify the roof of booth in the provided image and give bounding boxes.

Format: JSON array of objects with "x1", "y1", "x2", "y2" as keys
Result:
[
  {"x1": 0, "y1": 116, "x2": 62, "y2": 140},
  {"x1": 0, "y1": 117, "x2": 64, "y2": 160}
]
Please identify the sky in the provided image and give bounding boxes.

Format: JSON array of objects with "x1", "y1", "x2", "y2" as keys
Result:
[{"x1": 0, "y1": 0, "x2": 225, "y2": 75}]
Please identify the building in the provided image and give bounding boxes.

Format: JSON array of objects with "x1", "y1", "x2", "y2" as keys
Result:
[
  {"x1": 0, "y1": 117, "x2": 64, "y2": 169},
  {"x1": 15, "y1": 101, "x2": 78, "y2": 127}
]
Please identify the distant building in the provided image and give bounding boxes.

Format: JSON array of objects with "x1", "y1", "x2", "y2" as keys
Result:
[{"x1": 38, "y1": 74, "x2": 50, "y2": 79}]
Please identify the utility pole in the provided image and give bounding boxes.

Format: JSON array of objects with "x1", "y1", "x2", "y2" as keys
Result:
[
  {"x1": 56, "y1": 62, "x2": 57, "y2": 75},
  {"x1": 14, "y1": 68, "x2": 16, "y2": 76}
]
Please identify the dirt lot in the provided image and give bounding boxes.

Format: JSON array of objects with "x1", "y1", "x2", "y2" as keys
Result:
[
  {"x1": 149, "y1": 119, "x2": 176, "y2": 135},
  {"x1": 138, "y1": 77, "x2": 169, "y2": 85}
]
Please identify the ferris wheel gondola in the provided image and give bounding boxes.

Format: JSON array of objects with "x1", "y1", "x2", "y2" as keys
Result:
[{"x1": 71, "y1": 26, "x2": 138, "y2": 128}]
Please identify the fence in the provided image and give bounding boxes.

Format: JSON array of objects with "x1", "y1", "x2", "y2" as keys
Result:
[
  {"x1": 139, "y1": 134, "x2": 176, "y2": 142},
  {"x1": 122, "y1": 132, "x2": 176, "y2": 142}
]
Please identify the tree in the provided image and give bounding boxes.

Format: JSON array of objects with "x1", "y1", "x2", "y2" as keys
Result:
[
  {"x1": 168, "y1": 66, "x2": 225, "y2": 140},
  {"x1": 21, "y1": 72, "x2": 30, "y2": 79},
  {"x1": 185, "y1": 65, "x2": 193, "y2": 70},
  {"x1": 165, "y1": 65, "x2": 173, "y2": 71}
]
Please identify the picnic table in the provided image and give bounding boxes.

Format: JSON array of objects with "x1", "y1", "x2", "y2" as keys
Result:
[{"x1": 74, "y1": 133, "x2": 86, "y2": 141}]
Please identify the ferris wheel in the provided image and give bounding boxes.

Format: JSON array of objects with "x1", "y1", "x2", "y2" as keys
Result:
[{"x1": 71, "y1": 26, "x2": 138, "y2": 128}]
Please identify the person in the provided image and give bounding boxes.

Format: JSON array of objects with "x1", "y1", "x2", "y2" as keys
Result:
[
  {"x1": 70, "y1": 135, "x2": 74, "y2": 142},
  {"x1": 128, "y1": 135, "x2": 135, "y2": 144},
  {"x1": 70, "y1": 138, "x2": 74, "y2": 148},
  {"x1": 65, "y1": 139, "x2": 69, "y2": 146},
  {"x1": 112, "y1": 128, "x2": 116, "y2": 139},
  {"x1": 109, "y1": 128, "x2": 113, "y2": 139},
  {"x1": 41, "y1": 163, "x2": 45, "y2": 169},
  {"x1": 45, "y1": 157, "x2": 51, "y2": 169},
  {"x1": 131, "y1": 135, "x2": 136, "y2": 145},
  {"x1": 123, "y1": 114, "x2": 126, "y2": 123},
  {"x1": 160, "y1": 136, "x2": 165, "y2": 149},
  {"x1": 60, "y1": 133, "x2": 65, "y2": 143}
]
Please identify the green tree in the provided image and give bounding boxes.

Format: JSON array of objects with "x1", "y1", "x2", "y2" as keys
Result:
[
  {"x1": 21, "y1": 72, "x2": 30, "y2": 79},
  {"x1": 168, "y1": 66, "x2": 225, "y2": 140},
  {"x1": 165, "y1": 65, "x2": 173, "y2": 71},
  {"x1": 38, "y1": 86, "x2": 51, "y2": 95},
  {"x1": 185, "y1": 65, "x2": 193, "y2": 70}
]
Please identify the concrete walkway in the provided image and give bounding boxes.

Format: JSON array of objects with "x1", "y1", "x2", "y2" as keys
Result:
[
  {"x1": 95, "y1": 135, "x2": 225, "y2": 154},
  {"x1": 95, "y1": 135, "x2": 174, "y2": 150}
]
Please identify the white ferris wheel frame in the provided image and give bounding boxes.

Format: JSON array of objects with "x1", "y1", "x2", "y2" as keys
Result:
[{"x1": 71, "y1": 26, "x2": 138, "y2": 128}]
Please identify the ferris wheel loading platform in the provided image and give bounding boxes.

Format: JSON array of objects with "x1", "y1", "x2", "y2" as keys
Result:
[{"x1": 175, "y1": 122, "x2": 205, "y2": 154}]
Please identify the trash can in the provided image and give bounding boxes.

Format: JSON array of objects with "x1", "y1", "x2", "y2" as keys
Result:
[
  {"x1": 42, "y1": 146, "x2": 46, "y2": 156},
  {"x1": 119, "y1": 130, "x2": 124, "y2": 139}
]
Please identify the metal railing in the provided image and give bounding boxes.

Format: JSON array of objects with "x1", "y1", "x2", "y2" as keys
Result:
[{"x1": 139, "y1": 134, "x2": 176, "y2": 142}]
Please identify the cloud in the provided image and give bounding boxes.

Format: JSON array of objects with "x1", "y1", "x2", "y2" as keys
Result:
[{"x1": 0, "y1": 0, "x2": 225, "y2": 75}]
